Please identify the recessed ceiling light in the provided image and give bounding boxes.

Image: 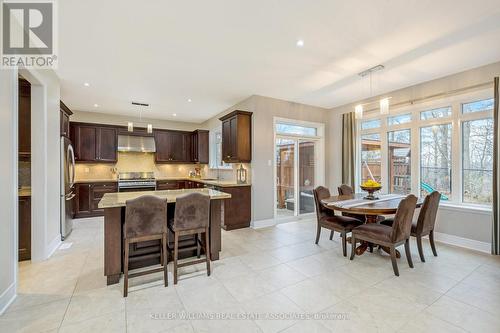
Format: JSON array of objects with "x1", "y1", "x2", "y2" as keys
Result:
[
  {"x1": 93, "y1": 103, "x2": 99, "y2": 107},
  {"x1": 172, "y1": 113, "x2": 177, "y2": 117},
  {"x1": 187, "y1": 98, "x2": 192, "y2": 103},
  {"x1": 296, "y1": 39, "x2": 304, "y2": 47},
  {"x1": 84, "y1": 82, "x2": 90, "y2": 87}
]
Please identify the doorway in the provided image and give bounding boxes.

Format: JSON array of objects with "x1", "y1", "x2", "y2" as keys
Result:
[{"x1": 274, "y1": 119, "x2": 325, "y2": 220}]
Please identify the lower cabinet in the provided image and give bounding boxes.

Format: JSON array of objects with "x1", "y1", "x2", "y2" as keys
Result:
[
  {"x1": 75, "y1": 182, "x2": 117, "y2": 218},
  {"x1": 19, "y1": 196, "x2": 31, "y2": 261},
  {"x1": 216, "y1": 185, "x2": 251, "y2": 230}
]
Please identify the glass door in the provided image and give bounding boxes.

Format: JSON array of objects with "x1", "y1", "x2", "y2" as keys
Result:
[
  {"x1": 275, "y1": 138, "x2": 296, "y2": 218},
  {"x1": 298, "y1": 140, "x2": 315, "y2": 214},
  {"x1": 275, "y1": 137, "x2": 318, "y2": 219}
]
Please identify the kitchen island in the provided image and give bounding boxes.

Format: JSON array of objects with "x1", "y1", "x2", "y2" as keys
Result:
[{"x1": 98, "y1": 188, "x2": 231, "y2": 285}]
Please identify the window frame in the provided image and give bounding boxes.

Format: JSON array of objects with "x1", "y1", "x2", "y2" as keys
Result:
[
  {"x1": 356, "y1": 88, "x2": 493, "y2": 208},
  {"x1": 209, "y1": 126, "x2": 232, "y2": 170}
]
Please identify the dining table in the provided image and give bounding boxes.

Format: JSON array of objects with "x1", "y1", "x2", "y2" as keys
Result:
[{"x1": 321, "y1": 193, "x2": 423, "y2": 256}]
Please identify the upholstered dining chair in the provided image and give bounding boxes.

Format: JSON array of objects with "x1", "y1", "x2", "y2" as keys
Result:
[
  {"x1": 313, "y1": 186, "x2": 363, "y2": 256},
  {"x1": 381, "y1": 191, "x2": 441, "y2": 262},
  {"x1": 168, "y1": 192, "x2": 211, "y2": 284},
  {"x1": 350, "y1": 194, "x2": 417, "y2": 276},
  {"x1": 123, "y1": 195, "x2": 168, "y2": 297}
]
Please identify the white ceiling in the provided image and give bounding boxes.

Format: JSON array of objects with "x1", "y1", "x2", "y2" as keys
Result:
[{"x1": 58, "y1": 0, "x2": 500, "y2": 123}]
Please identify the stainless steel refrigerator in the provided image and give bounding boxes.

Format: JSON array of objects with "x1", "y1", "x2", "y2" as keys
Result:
[{"x1": 60, "y1": 136, "x2": 75, "y2": 240}]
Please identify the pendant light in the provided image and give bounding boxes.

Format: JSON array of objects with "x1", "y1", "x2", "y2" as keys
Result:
[
  {"x1": 128, "y1": 101, "x2": 153, "y2": 133},
  {"x1": 380, "y1": 97, "x2": 390, "y2": 115},
  {"x1": 355, "y1": 104, "x2": 364, "y2": 119}
]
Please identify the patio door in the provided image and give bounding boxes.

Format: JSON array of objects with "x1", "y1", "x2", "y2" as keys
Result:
[{"x1": 275, "y1": 137, "x2": 318, "y2": 219}]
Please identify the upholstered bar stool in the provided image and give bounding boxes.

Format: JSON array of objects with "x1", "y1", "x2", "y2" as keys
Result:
[
  {"x1": 123, "y1": 195, "x2": 168, "y2": 297},
  {"x1": 168, "y1": 192, "x2": 211, "y2": 284}
]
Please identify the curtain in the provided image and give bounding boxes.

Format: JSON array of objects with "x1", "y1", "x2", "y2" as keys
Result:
[
  {"x1": 342, "y1": 112, "x2": 356, "y2": 187},
  {"x1": 493, "y1": 77, "x2": 500, "y2": 255}
]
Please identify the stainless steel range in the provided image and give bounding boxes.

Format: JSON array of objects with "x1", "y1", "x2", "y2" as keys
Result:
[{"x1": 118, "y1": 172, "x2": 157, "y2": 192}]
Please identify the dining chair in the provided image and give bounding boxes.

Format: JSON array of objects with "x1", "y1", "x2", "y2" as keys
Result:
[
  {"x1": 123, "y1": 195, "x2": 168, "y2": 297},
  {"x1": 168, "y1": 192, "x2": 211, "y2": 284},
  {"x1": 350, "y1": 194, "x2": 417, "y2": 276},
  {"x1": 313, "y1": 186, "x2": 363, "y2": 256},
  {"x1": 381, "y1": 191, "x2": 440, "y2": 262}
]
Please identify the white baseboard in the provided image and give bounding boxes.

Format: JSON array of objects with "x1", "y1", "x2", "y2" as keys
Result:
[
  {"x1": 251, "y1": 218, "x2": 277, "y2": 229},
  {"x1": 46, "y1": 234, "x2": 62, "y2": 259},
  {"x1": 433, "y1": 232, "x2": 491, "y2": 254},
  {"x1": 0, "y1": 283, "x2": 16, "y2": 315}
]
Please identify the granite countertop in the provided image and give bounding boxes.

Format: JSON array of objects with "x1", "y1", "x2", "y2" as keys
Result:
[
  {"x1": 76, "y1": 177, "x2": 251, "y2": 187},
  {"x1": 98, "y1": 188, "x2": 232, "y2": 209},
  {"x1": 156, "y1": 177, "x2": 251, "y2": 188},
  {"x1": 18, "y1": 187, "x2": 31, "y2": 197},
  {"x1": 75, "y1": 179, "x2": 117, "y2": 183}
]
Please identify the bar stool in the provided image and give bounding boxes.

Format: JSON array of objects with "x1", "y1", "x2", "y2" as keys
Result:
[
  {"x1": 123, "y1": 195, "x2": 168, "y2": 297},
  {"x1": 168, "y1": 192, "x2": 211, "y2": 284}
]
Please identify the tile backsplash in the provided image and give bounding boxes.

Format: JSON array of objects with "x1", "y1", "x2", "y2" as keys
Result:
[
  {"x1": 75, "y1": 152, "x2": 251, "y2": 183},
  {"x1": 18, "y1": 160, "x2": 31, "y2": 187}
]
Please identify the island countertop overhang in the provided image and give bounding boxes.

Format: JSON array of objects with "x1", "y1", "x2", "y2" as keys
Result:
[{"x1": 98, "y1": 188, "x2": 231, "y2": 209}]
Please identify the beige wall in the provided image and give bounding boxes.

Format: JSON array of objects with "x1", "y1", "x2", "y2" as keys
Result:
[
  {"x1": 328, "y1": 61, "x2": 500, "y2": 244},
  {"x1": 71, "y1": 110, "x2": 199, "y2": 131},
  {"x1": 202, "y1": 95, "x2": 329, "y2": 222},
  {"x1": 0, "y1": 69, "x2": 17, "y2": 313}
]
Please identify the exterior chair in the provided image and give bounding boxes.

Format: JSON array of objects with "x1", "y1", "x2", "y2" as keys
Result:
[
  {"x1": 313, "y1": 186, "x2": 363, "y2": 257},
  {"x1": 123, "y1": 195, "x2": 168, "y2": 297},
  {"x1": 168, "y1": 192, "x2": 211, "y2": 284},
  {"x1": 350, "y1": 194, "x2": 417, "y2": 276},
  {"x1": 381, "y1": 191, "x2": 440, "y2": 262}
]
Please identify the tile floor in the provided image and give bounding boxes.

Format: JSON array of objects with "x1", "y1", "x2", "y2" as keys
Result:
[{"x1": 1, "y1": 217, "x2": 500, "y2": 332}]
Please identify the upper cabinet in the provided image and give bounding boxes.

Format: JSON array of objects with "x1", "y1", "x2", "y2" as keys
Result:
[
  {"x1": 71, "y1": 122, "x2": 117, "y2": 163},
  {"x1": 154, "y1": 129, "x2": 209, "y2": 164},
  {"x1": 60, "y1": 101, "x2": 72, "y2": 138},
  {"x1": 154, "y1": 129, "x2": 190, "y2": 163},
  {"x1": 220, "y1": 110, "x2": 252, "y2": 163},
  {"x1": 18, "y1": 78, "x2": 31, "y2": 157},
  {"x1": 191, "y1": 130, "x2": 209, "y2": 164}
]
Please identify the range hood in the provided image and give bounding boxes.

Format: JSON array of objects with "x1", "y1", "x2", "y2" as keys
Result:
[{"x1": 117, "y1": 135, "x2": 156, "y2": 153}]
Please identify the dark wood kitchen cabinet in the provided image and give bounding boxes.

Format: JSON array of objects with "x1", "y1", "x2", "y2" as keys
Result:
[
  {"x1": 60, "y1": 101, "x2": 72, "y2": 138},
  {"x1": 154, "y1": 129, "x2": 191, "y2": 163},
  {"x1": 190, "y1": 130, "x2": 209, "y2": 163},
  {"x1": 220, "y1": 110, "x2": 252, "y2": 163},
  {"x1": 156, "y1": 180, "x2": 179, "y2": 190},
  {"x1": 75, "y1": 182, "x2": 117, "y2": 218},
  {"x1": 215, "y1": 185, "x2": 251, "y2": 230},
  {"x1": 18, "y1": 78, "x2": 31, "y2": 158},
  {"x1": 71, "y1": 123, "x2": 117, "y2": 163},
  {"x1": 18, "y1": 196, "x2": 31, "y2": 261}
]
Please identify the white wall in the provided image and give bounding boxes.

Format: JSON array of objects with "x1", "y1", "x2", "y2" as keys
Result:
[
  {"x1": 21, "y1": 68, "x2": 62, "y2": 260},
  {"x1": 0, "y1": 69, "x2": 18, "y2": 314},
  {"x1": 328, "y1": 61, "x2": 500, "y2": 246},
  {"x1": 202, "y1": 95, "x2": 329, "y2": 222}
]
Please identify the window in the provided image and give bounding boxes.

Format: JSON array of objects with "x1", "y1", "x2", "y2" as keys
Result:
[
  {"x1": 388, "y1": 113, "x2": 411, "y2": 126},
  {"x1": 388, "y1": 130, "x2": 411, "y2": 194},
  {"x1": 462, "y1": 98, "x2": 494, "y2": 114},
  {"x1": 420, "y1": 107, "x2": 451, "y2": 120},
  {"x1": 462, "y1": 118, "x2": 493, "y2": 204},
  {"x1": 209, "y1": 128, "x2": 231, "y2": 169},
  {"x1": 275, "y1": 123, "x2": 317, "y2": 136},
  {"x1": 357, "y1": 91, "x2": 493, "y2": 206},
  {"x1": 420, "y1": 124, "x2": 452, "y2": 199},
  {"x1": 361, "y1": 133, "x2": 381, "y2": 184},
  {"x1": 361, "y1": 119, "x2": 381, "y2": 130}
]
